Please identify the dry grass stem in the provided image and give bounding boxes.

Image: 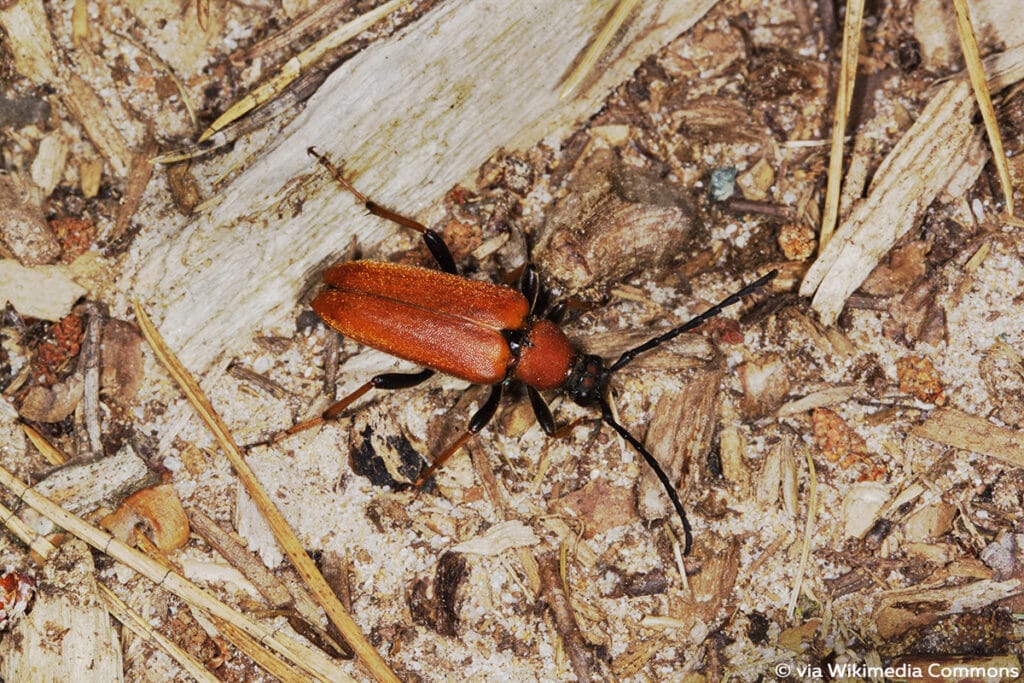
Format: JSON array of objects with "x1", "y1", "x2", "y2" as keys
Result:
[
  {"x1": 786, "y1": 448, "x2": 817, "y2": 620},
  {"x1": 210, "y1": 615, "x2": 312, "y2": 683},
  {"x1": 560, "y1": 0, "x2": 642, "y2": 100},
  {"x1": 0, "y1": 460, "x2": 352, "y2": 682},
  {"x1": 818, "y1": 0, "x2": 864, "y2": 250},
  {"x1": 22, "y1": 422, "x2": 68, "y2": 466},
  {"x1": 0, "y1": 499, "x2": 58, "y2": 560},
  {"x1": 98, "y1": 583, "x2": 220, "y2": 683},
  {"x1": 952, "y1": 0, "x2": 1015, "y2": 217},
  {"x1": 132, "y1": 301, "x2": 396, "y2": 683}
]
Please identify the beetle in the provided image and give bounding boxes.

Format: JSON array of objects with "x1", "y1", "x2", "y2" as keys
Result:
[{"x1": 265, "y1": 147, "x2": 776, "y2": 556}]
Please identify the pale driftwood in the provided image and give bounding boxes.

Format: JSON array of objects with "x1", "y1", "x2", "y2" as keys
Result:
[
  {"x1": 128, "y1": 0, "x2": 720, "y2": 374},
  {"x1": 0, "y1": 540, "x2": 124, "y2": 683},
  {"x1": 800, "y1": 44, "x2": 1024, "y2": 325},
  {"x1": 912, "y1": 408, "x2": 1024, "y2": 468},
  {"x1": 0, "y1": 260, "x2": 83, "y2": 321}
]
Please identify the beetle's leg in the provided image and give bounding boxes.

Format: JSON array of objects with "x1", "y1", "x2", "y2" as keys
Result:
[
  {"x1": 545, "y1": 301, "x2": 567, "y2": 324},
  {"x1": 412, "y1": 384, "x2": 503, "y2": 487},
  {"x1": 308, "y1": 147, "x2": 458, "y2": 275},
  {"x1": 520, "y1": 264, "x2": 541, "y2": 314},
  {"x1": 527, "y1": 386, "x2": 556, "y2": 435},
  {"x1": 250, "y1": 369, "x2": 434, "y2": 448},
  {"x1": 528, "y1": 387, "x2": 588, "y2": 441}
]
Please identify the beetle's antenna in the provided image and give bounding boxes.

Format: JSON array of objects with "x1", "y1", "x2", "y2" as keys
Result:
[
  {"x1": 599, "y1": 396, "x2": 693, "y2": 555},
  {"x1": 609, "y1": 270, "x2": 777, "y2": 372}
]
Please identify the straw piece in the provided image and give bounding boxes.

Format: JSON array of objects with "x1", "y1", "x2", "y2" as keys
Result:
[
  {"x1": 210, "y1": 615, "x2": 311, "y2": 683},
  {"x1": 22, "y1": 422, "x2": 67, "y2": 465},
  {"x1": 560, "y1": 0, "x2": 642, "y2": 99},
  {"x1": 786, "y1": 447, "x2": 817, "y2": 620},
  {"x1": 132, "y1": 302, "x2": 396, "y2": 683},
  {"x1": 818, "y1": 0, "x2": 865, "y2": 250},
  {"x1": 2, "y1": 499, "x2": 218, "y2": 681},
  {"x1": 98, "y1": 583, "x2": 220, "y2": 683},
  {"x1": 951, "y1": 0, "x2": 1015, "y2": 217},
  {"x1": 0, "y1": 499, "x2": 57, "y2": 559},
  {"x1": 0, "y1": 460, "x2": 352, "y2": 683},
  {"x1": 195, "y1": 0, "x2": 415, "y2": 143}
]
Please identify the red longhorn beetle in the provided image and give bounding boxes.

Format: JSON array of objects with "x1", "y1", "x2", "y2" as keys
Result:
[{"x1": 264, "y1": 148, "x2": 776, "y2": 556}]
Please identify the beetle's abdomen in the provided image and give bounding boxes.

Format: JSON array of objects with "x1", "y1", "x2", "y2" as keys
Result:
[{"x1": 312, "y1": 261, "x2": 530, "y2": 385}]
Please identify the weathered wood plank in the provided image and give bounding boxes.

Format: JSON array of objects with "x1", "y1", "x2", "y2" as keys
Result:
[{"x1": 128, "y1": 0, "x2": 719, "y2": 372}]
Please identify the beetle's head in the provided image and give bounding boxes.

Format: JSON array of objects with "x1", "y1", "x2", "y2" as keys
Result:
[{"x1": 563, "y1": 353, "x2": 610, "y2": 406}]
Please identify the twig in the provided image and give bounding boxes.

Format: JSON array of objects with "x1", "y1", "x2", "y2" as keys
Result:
[
  {"x1": 76, "y1": 302, "x2": 104, "y2": 458},
  {"x1": 226, "y1": 363, "x2": 292, "y2": 400},
  {"x1": 189, "y1": 507, "x2": 330, "y2": 643},
  {"x1": 539, "y1": 553, "x2": 599, "y2": 682},
  {"x1": 132, "y1": 301, "x2": 398, "y2": 683},
  {"x1": 108, "y1": 139, "x2": 159, "y2": 247}
]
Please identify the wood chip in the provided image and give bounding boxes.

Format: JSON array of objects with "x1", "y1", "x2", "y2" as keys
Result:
[
  {"x1": 875, "y1": 578, "x2": 1022, "y2": 639},
  {"x1": 60, "y1": 70, "x2": 132, "y2": 177},
  {"x1": 912, "y1": 408, "x2": 1024, "y2": 468},
  {"x1": 777, "y1": 384, "x2": 857, "y2": 416},
  {"x1": 800, "y1": 44, "x2": 1024, "y2": 325},
  {"x1": 101, "y1": 484, "x2": 191, "y2": 552},
  {"x1": 29, "y1": 129, "x2": 69, "y2": 197},
  {"x1": 979, "y1": 341, "x2": 1024, "y2": 428},
  {"x1": 0, "y1": 540, "x2": 122, "y2": 682},
  {"x1": 0, "y1": 259, "x2": 86, "y2": 320},
  {"x1": 20, "y1": 443, "x2": 157, "y2": 537},
  {"x1": 19, "y1": 374, "x2": 84, "y2": 423},
  {"x1": 449, "y1": 520, "x2": 541, "y2": 555},
  {"x1": 0, "y1": 175, "x2": 60, "y2": 265},
  {"x1": 640, "y1": 365, "x2": 725, "y2": 522},
  {"x1": 534, "y1": 148, "x2": 694, "y2": 293},
  {"x1": 0, "y1": 0, "x2": 58, "y2": 83}
]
